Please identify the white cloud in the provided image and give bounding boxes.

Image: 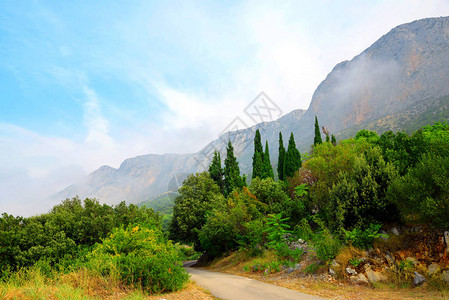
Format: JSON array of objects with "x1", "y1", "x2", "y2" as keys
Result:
[{"x1": 2, "y1": 0, "x2": 449, "y2": 216}]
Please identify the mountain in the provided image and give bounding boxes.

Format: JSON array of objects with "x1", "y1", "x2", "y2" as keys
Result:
[{"x1": 54, "y1": 16, "x2": 449, "y2": 205}]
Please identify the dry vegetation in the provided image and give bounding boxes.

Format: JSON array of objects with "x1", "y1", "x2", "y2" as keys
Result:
[
  {"x1": 203, "y1": 249, "x2": 449, "y2": 300},
  {"x1": 0, "y1": 267, "x2": 214, "y2": 300}
]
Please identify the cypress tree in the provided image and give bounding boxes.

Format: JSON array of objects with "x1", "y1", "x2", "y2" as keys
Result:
[
  {"x1": 277, "y1": 132, "x2": 286, "y2": 181},
  {"x1": 262, "y1": 140, "x2": 274, "y2": 179},
  {"x1": 284, "y1": 132, "x2": 302, "y2": 179},
  {"x1": 331, "y1": 134, "x2": 337, "y2": 146},
  {"x1": 325, "y1": 134, "x2": 330, "y2": 143},
  {"x1": 314, "y1": 116, "x2": 322, "y2": 146},
  {"x1": 208, "y1": 150, "x2": 224, "y2": 194},
  {"x1": 252, "y1": 129, "x2": 264, "y2": 179},
  {"x1": 224, "y1": 140, "x2": 244, "y2": 196}
]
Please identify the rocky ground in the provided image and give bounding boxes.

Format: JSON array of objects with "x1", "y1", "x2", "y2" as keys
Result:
[{"x1": 205, "y1": 225, "x2": 449, "y2": 299}]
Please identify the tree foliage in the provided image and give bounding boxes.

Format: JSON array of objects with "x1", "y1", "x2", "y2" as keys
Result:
[
  {"x1": 224, "y1": 140, "x2": 245, "y2": 196},
  {"x1": 262, "y1": 140, "x2": 274, "y2": 179},
  {"x1": 169, "y1": 172, "x2": 224, "y2": 249},
  {"x1": 277, "y1": 132, "x2": 286, "y2": 181},
  {"x1": 208, "y1": 150, "x2": 224, "y2": 194},
  {"x1": 283, "y1": 133, "x2": 302, "y2": 179},
  {"x1": 88, "y1": 224, "x2": 189, "y2": 293},
  {"x1": 314, "y1": 116, "x2": 322, "y2": 146},
  {"x1": 0, "y1": 197, "x2": 160, "y2": 272},
  {"x1": 252, "y1": 129, "x2": 264, "y2": 179}
]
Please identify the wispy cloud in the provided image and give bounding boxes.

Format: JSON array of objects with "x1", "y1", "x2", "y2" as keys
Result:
[{"x1": 1, "y1": 0, "x2": 449, "y2": 216}]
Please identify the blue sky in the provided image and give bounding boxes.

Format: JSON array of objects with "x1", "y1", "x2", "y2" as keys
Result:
[{"x1": 1, "y1": 0, "x2": 449, "y2": 216}]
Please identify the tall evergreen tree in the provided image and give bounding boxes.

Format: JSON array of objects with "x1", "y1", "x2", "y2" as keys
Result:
[
  {"x1": 325, "y1": 134, "x2": 330, "y2": 143},
  {"x1": 314, "y1": 116, "x2": 322, "y2": 146},
  {"x1": 284, "y1": 132, "x2": 302, "y2": 179},
  {"x1": 277, "y1": 132, "x2": 286, "y2": 181},
  {"x1": 252, "y1": 129, "x2": 264, "y2": 179},
  {"x1": 331, "y1": 134, "x2": 337, "y2": 146},
  {"x1": 224, "y1": 140, "x2": 244, "y2": 196},
  {"x1": 208, "y1": 151, "x2": 224, "y2": 194},
  {"x1": 262, "y1": 140, "x2": 274, "y2": 179}
]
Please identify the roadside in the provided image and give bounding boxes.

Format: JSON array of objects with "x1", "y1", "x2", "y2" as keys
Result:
[{"x1": 204, "y1": 252, "x2": 449, "y2": 300}]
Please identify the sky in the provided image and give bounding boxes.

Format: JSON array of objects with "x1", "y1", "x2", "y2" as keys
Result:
[{"x1": 1, "y1": 0, "x2": 449, "y2": 216}]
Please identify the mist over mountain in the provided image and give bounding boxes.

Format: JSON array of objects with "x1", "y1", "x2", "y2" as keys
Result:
[{"x1": 54, "y1": 16, "x2": 449, "y2": 205}]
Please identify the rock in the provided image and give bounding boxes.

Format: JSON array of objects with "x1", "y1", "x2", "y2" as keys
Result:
[
  {"x1": 357, "y1": 273, "x2": 369, "y2": 284},
  {"x1": 329, "y1": 268, "x2": 337, "y2": 277},
  {"x1": 427, "y1": 263, "x2": 440, "y2": 276},
  {"x1": 365, "y1": 266, "x2": 387, "y2": 283},
  {"x1": 385, "y1": 254, "x2": 395, "y2": 266},
  {"x1": 331, "y1": 259, "x2": 341, "y2": 268},
  {"x1": 406, "y1": 257, "x2": 418, "y2": 266},
  {"x1": 286, "y1": 267, "x2": 294, "y2": 274},
  {"x1": 414, "y1": 272, "x2": 426, "y2": 286},
  {"x1": 350, "y1": 274, "x2": 369, "y2": 284},
  {"x1": 441, "y1": 270, "x2": 449, "y2": 283},
  {"x1": 391, "y1": 227, "x2": 400, "y2": 236},
  {"x1": 346, "y1": 267, "x2": 357, "y2": 276}
]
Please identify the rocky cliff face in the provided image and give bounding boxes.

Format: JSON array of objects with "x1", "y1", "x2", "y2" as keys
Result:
[
  {"x1": 306, "y1": 16, "x2": 449, "y2": 137},
  {"x1": 55, "y1": 16, "x2": 449, "y2": 205}
]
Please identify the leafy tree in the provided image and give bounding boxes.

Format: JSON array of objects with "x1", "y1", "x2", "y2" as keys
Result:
[
  {"x1": 283, "y1": 133, "x2": 302, "y2": 179},
  {"x1": 377, "y1": 130, "x2": 426, "y2": 176},
  {"x1": 314, "y1": 116, "x2": 322, "y2": 146},
  {"x1": 388, "y1": 154, "x2": 449, "y2": 228},
  {"x1": 252, "y1": 129, "x2": 264, "y2": 179},
  {"x1": 277, "y1": 132, "x2": 286, "y2": 181},
  {"x1": 355, "y1": 129, "x2": 379, "y2": 144},
  {"x1": 169, "y1": 172, "x2": 225, "y2": 249},
  {"x1": 262, "y1": 140, "x2": 274, "y2": 179},
  {"x1": 328, "y1": 146, "x2": 398, "y2": 230},
  {"x1": 300, "y1": 139, "x2": 373, "y2": 214},
  {"x1": 208, "y1": 150, "x2": 224, "y2": 194},
  {"x1": 224, "y1": 140, "x2": 245, "y2": 196},
  {"x1": 198, "y1": 187, "x2": 265, "y2": 256}
]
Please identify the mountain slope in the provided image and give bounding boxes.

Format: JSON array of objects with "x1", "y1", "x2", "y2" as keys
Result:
[{"x1": 55, "y1": 16, "x2": 449, "y2": 205}]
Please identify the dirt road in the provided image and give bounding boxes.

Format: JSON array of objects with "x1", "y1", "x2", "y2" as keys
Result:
[{"x1": 184, "y1": 263, "x2": 325, "y2": 300}]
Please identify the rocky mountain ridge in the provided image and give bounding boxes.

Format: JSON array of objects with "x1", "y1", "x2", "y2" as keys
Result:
[{"x1": 54, "y1": 16, "x2": 449, "y2": 205}]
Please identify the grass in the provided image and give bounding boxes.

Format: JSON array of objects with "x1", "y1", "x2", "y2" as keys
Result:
[{"x1": 0, "y1": 266, "x2": 214, "y2": 300}]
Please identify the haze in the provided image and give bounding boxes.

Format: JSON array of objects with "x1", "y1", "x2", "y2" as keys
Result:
[{"x1": 1, "y1": 0, "x2": 449, "y2": 216}]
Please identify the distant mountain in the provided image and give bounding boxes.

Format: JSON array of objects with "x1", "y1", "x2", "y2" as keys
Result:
[{"x1": 54, "y1": 16, "x2": 449, "y2": 205}]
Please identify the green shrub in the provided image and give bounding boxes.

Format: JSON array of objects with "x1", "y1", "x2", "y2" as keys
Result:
[
  {"x1": 388, "y1": 154, "x2": 449, "y2": 228},
  {"x1": 349, "y1": 257, "x2": 363, "y2": 267},
  {"x1": 87, "y1": 224, "x2": 188, "y2": 294},
  {"x1": 342, "y1": 223, "x2": 386, "y2": 249},
  {"x1": 264, "y1": 213, "x2": 292, "y2": 259},
  {"x1": 328, "y1": 146, "x2": 399, "y2": 230},
  {"x1": 295, "y1": 218, "x2": 341, "y2": 262}
]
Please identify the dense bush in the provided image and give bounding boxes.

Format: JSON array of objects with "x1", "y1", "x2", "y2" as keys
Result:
[
  {"x1": 388, "y1": 154, "x2": 449, "y2": 228},
  {"x1": 87, "y1": 224, "x2": 189, "y2": 293},
  {"x1": 199, "y1": 187, "x2": 265, "y2": 256},
  {"x1": 328, "y1": 146, "x2": 398, "y2": 230},
  {"x1": 342, "y1": 223, "x2": 385, "y2": 249},
  {"x1": 300, "y1": 139, "x2": 373, "y2": 215},
  {"x1": 295, "y1": 218, "x2": 341, "y2": 261},
  {"x1": 0, "y1": 198, "x2": 161, "y2": 272}
]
